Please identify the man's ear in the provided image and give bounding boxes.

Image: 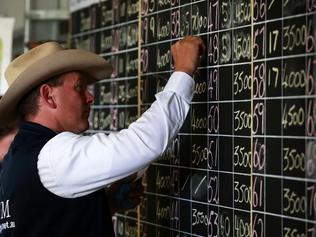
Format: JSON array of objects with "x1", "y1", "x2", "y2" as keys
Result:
[{"x1": 39, "y1": 84, "x2": 57, "y2": 108}]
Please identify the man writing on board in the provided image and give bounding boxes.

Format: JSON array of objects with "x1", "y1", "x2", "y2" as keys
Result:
[{"x1": 0, "y1": 36, "x2": 205, "y2": 236}]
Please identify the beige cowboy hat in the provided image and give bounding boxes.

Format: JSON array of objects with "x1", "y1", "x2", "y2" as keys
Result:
[{"x1": 0, "y1": 42, "x2": 112, "y2": 125}]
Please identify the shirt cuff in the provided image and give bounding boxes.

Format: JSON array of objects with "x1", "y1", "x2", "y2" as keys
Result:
[{"x1": 163, "y1": 71, "x2": 195, "y2": 101}]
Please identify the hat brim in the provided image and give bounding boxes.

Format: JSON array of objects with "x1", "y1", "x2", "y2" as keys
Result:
[{"x1": 0, "y1": 48, "x2": 112, "y2": 125}]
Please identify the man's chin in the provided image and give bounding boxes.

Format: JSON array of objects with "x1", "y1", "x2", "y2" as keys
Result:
[{"x1": 73, "y1": 122, "x2": 89, "y2": 134}]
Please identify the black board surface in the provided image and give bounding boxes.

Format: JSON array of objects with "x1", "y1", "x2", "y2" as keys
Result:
[{"x1": 71, "y1": 0, "x2": 316, "y2": 236}]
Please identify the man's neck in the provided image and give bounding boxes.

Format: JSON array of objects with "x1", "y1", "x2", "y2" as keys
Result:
[{"x1": 26, "y1": 115, "x2": 61, "y2": 133}]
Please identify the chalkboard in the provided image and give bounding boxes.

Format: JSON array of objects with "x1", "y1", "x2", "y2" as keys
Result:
[{"x1": 70, "y1": 0, "x2": 316, "y2": 236}]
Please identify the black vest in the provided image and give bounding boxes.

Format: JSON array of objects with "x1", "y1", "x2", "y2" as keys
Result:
[{"x1": 0, "y1": 122, "x2": 114, "y2": 237}]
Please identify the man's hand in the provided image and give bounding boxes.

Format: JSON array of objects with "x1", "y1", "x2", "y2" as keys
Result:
[
  {"x1": 171, "y1": 36, "x2": 206, "y2": 76},
  {"x1": 108, "y1": 178, "x2": 144, "y2": 214}
]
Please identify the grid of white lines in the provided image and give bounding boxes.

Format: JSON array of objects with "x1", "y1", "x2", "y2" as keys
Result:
[{"x1": 72, "y1": 0, "x2": 316, "y2": 236}]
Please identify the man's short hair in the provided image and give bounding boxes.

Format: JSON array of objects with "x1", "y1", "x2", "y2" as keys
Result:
[{"x1": 17, "y1": 74, "x2": 65, "y2": 120}]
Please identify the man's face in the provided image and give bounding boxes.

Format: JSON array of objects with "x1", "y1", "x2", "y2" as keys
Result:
[{"x1": 53, "y1": 72, "x2": 94, "y2": 133}]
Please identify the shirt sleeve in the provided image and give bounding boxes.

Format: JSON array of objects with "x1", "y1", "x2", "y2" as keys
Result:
[{"x1": 37, "y1": 71, "x2": 194, "y2": 198}]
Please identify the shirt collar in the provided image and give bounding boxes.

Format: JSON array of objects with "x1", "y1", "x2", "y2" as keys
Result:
[{"x1": 19, "y1": 121, "x2": 57, "y2": 137}]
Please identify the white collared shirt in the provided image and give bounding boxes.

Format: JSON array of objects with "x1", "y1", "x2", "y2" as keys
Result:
[{"x1": 38, "y1": 72, "x2": 194, "y2": 198}]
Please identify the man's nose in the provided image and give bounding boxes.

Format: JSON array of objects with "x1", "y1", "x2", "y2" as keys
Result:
[{"x1": 86, "y1": 90, "x2": 95, "y2": 104}]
